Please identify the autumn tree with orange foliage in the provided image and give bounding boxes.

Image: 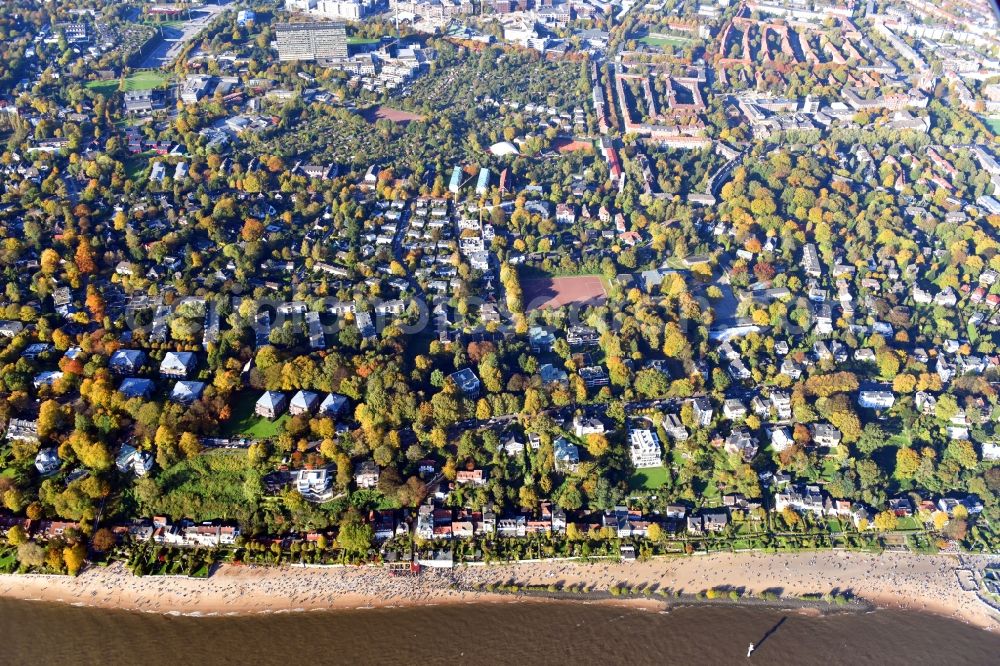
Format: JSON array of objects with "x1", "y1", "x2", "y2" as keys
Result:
[
  {"x1": 75, "y1": 238, "x2": 96, "y2": 274},
  {"x1": 241, "y1": 218, "x2": 265, "y2": 242},
  {"x1": 85, "y1": 285, "x2": 105, "y2": 321}
]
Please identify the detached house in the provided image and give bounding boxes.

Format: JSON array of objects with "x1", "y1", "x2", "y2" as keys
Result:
[
  {"x1": 858, "y1": 389, "x2": 895, "y2": 410},
  {"x1": 34, "y1": 371, "x2": 63, "y2": 389},
  {"x1": 812, "y1": 302, "x2": 833, "y2": 335},
  {"x1": 566, "y1": 325, "x2": 600, "y2": 347},
  {"x1": 255, "y1": 391, "x2": 287, "y2": 419},
  {"x1": 689, "y1": 512, "x2": 729, "y2": 534},
  {"x1": 170, "y1": 380, "x2": 206, "y2": 404},
  {"x1": 810, "y1": 423, "x2": 842, "y2": 449},
  {"x1": 529, "y1": 326, "x2": 556, "y2": 352},
  {"x1": 160, "y1": 351, "x2": 197, "y2": 378},
  {"x1": 116, "y1": 444, "x2": 154, "y2": 477},
  {"x1": 579, "y1": 366, "x2": 609, "y2": 387},
  {"x1": 553, "y1": 437, "x2": 580, "y2": 472},
  {"x1": 723, "y1": 398, "x2": 747, "y2": 420},
  {"x1": 780, "y1": 359, "x2": 802, "y2": 379},
  {"x1": 289, "y1": 390, "x2": 320, "y2": 416},
  {"x1": 934, "y1": 288, "x2": 957, "y2": 308},
  {"x1": 540, "y1": 364, "x2": 569, "y2": 385},
  {"x1": 0, "y1": 321, "x2": 24, "y2": 338},
  {"x1": 769, "y1": 427, "x2": 793, "y2": 452},
  {"x1": 294, "y1": 468, "x2": 333, "y2": 502},
  {"x1": 774, "y1": 483, "x2": 825, "y2": 515},
  {"x1": 354, "y1": 460, "x2": 379, "y2": 489},
  {"x1": 318, "y1": 393, "x2": 349, "y2": 417},
  {"x1": 724, "y1": 428, "x2": 758, "y2": 461},
  {"x1": 456, "y1": 469, "x2": 486, "y2": 486},
  {"x1": 501, "y1": 433, "x2": 525, "y2": 456},
  {"x1": 573, "y1": 415, "x2": 605, "y2": 438},
  {"x1": 6, "y1": 419, "x2": 38, "y2": 445},
  {"x1": 118, "y1": 378, "x2": 155, "y2": 399},
  {"x1": 915, "y1": 391, "x2": 937, "y2": 415},
  {"x1": 35, "y1": 448, "x2": 61, "y2": 475},
  {"x1": 110, "y1": 349, "x2": 146, "y2": 374},
  {"x1": 663, "y1": 413, "x2": 688, "y2": 441},
  {"x1": 555, "y1": 204, "x2": 576, "y2": 225}
]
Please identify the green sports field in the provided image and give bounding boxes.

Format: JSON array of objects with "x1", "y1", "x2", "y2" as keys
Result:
[
  {"x1": 639, "y1": 34, "x2": 692, "y2": 48},
  {"x1": 86, "y1": 71, "x2": 169, "y2": 96}
]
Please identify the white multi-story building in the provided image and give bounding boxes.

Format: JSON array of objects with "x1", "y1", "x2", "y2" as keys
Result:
[
  {"x1": 286, "y1": 0, "x2": 381, "y2": 20},
  {"x1": 858, "y1": 390, "x2": 895, "y2": 410},
  {"x1": 770, "y1": 391, "x2": 792, "y2": 421},
  {"x1": 295, "y1": 468, "x2": 334, "y2": 501},
  {"x1": 774, "y1": 483, "x2": 825, "y2": 515},
  {"x1": 629, "y1": 429, "x2": 663, "y2": 469}
]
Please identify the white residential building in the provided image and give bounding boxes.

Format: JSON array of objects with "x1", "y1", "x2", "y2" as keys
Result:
[
  {"x1": 35, "y1": 448, "x2": 61, "y2": 475},
  {"x1": 628, "y1": 429, "x2": 663, "y2": 469},
  {"x1": 858, "y1": 390, "x2": 895, "y2": 410},
  {"x1": 160, "y1": 351, "x2": 197, "y2": 378},
  {"x1": 553, "y1": 437, "x2": 580, "y2": 472},
  {"x1": 573, "y1": 415, "x2": 605, "y2": 438},
  {"x1": 769, "y1": 427, "x2": 793, "y2": 452},
  {"x1": 294, "y1": 468, "x2": 334, "y2": 501}
]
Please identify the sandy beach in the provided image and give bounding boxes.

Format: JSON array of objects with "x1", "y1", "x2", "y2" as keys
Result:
[{"x1": 1, "y1": 551, "x2": 998, "y2": 630}]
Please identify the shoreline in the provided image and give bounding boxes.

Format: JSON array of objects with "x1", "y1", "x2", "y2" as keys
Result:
[{"x1": 0, "y1": 551, "x2": 997, "y2": 630}]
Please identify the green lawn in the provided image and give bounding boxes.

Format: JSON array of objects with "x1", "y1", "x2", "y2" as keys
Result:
[
  {"x1": 639, "y1": 34, "x2": 692, "y2": 48},
  {"x1": 895, "y1": 516, "x2": 923, "y2": 531},
  {"x1": 629, "y1": 466, "x2": 669, "y2": 490},
  {"x1": 983, "y1": 117, "x2": 1000, "y2": 136},
  {"x1": 347, "y1": 37, "x2": 380, "y2": 45},
  {"x1": 818, "y1": 457, "x2": 843, "y2": 482},
  {"x1": 700, "y1": 481, "x2": 722, "y2": 504},
  {"x1": 220, "y1": 392, "x2": 289, "y2": 439},
  {"x1": 125, "y1": 151, "x2": 155, "y2": 180},
  {"x1": 86, "y1": 71, "x2": 169, "y2": 96},
  {"x1": 0, "y1": 548, "x2": 17, "y2": 573},
  {"x1": 189, "y1": 563, "x2": 211, "y2": 578}
]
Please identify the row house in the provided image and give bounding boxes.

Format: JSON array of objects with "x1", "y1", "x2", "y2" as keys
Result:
[{"x1": 154, "y1": 520, "x2": 240, "y2": 547}]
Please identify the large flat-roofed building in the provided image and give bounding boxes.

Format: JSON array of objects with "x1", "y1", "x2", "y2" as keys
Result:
[
  {"x1": 286, "y1": 0, "x2": 383, "y2": 21},
  {"x1": 124, "y1": 89, "x2": 166, "y2": 115},
  {"x1": 275, "y1": 22, "x2": 348, "y2": 61}
]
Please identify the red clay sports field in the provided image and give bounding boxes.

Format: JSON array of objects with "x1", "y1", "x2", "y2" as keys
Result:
[{"x1": 522, "y1": 275, "x2": 608, "y2": 310}]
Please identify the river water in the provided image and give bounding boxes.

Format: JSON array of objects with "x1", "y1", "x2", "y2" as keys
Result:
[{"x1": 1, "y1": 597, "x2": 997, "y2": 665}]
